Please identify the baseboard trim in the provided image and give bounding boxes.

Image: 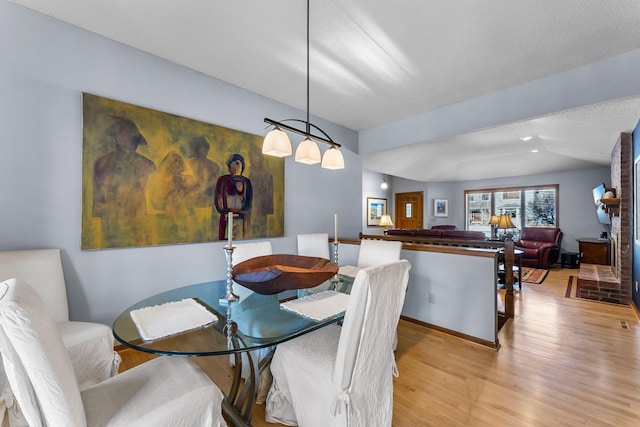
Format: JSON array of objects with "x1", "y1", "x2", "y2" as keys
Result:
[{"x1": 399, "y1": 315, "x2": 500, "y2": 351}]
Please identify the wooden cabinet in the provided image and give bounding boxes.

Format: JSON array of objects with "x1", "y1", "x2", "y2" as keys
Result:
[{"x1": 576, "y1": 238, "x2": 610, "y2": 265}]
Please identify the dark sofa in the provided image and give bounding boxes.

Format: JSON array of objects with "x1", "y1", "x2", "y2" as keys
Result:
[
  {"x1": 515, "y1": 227, "x2": 563, "y2": 269},
  {"x1": 385, "y1": 228, "x2": 486, "y2": 240}
]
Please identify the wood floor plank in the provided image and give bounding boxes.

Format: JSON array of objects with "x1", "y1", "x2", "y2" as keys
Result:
[{"x1": 118, "y1": 267, "x2": 640, "y2": 426}]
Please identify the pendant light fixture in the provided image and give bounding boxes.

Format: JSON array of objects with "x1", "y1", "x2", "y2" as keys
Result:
[
  {"x1": 262, "y1": 0, "x2": 345, "y2": 169},
  {"x1": 381, "y1": 175, "x2": 388, "y2": 189}
]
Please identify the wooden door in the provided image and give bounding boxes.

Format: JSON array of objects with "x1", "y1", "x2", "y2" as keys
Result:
[{"x1": 395, "y1": 192, "x2": 424, "y2": 229}]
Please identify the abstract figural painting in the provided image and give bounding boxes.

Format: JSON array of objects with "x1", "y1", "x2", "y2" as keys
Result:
[{"x1": 82, "y1": 93, "x2": 284, "y2": 249}]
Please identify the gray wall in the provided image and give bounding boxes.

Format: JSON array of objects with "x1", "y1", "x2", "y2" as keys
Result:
[
  {"x1": 0, "y1": 3, "x2": 361, "y2": 324},
  {"x1": 390, "y1": 167, "x2": 611, "y2": 253}
]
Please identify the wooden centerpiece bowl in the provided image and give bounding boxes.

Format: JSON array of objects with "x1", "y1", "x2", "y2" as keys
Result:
[{"x1": 232, "y1": 254, "x2": 338, "y2": 295}]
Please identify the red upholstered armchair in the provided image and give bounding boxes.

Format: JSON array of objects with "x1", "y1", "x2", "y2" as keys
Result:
[{"x1": 515, "y1": 228, "x2": 563, "y2": 269}]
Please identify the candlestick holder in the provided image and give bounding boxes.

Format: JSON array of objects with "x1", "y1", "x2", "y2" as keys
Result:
[
  {"x1": 330, "y1": 241, "x2": 343, "y2": 289},
  {"x1": 219, "y1": 245, "x2": 240, "y2": 305}
]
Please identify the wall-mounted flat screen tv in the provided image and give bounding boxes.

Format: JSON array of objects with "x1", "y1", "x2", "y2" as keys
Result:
[{"x1": 592, "y1": 183, "x2": 611, "y2": 225}]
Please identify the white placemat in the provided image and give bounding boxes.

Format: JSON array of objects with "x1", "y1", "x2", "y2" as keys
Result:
[
  {"x1": 130, "y1": 298, "x2": 218, "y2": 341},
  {"x1": 281, "y1": 290, "x2": 350, "y2": 321}
]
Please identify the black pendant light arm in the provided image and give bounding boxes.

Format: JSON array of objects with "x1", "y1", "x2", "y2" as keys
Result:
[
  {"x1": 264, "y1": 118, "x2": 341, "y2": 148},
  {"x1": 263, "y1": 0, "x2": 344, "y2": 165},
  {"x1": 306, "y1": 0, "x2": 310, "y2": 135}
]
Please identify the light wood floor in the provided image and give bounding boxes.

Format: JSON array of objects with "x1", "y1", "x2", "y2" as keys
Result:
[{"x1": 119, "y1": 267, "x2": 640, "y2": 426}]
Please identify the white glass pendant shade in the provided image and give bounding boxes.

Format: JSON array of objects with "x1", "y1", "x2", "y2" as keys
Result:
[
  {"x1": 263, "y1": 128, "x2": 292, "y2": 157},
  {"x1": 295, "y1": 138, "x2": 321, "y2": 164},
  {"x1": 321, "y1": 146, "x2": 345, "y2": 170}
]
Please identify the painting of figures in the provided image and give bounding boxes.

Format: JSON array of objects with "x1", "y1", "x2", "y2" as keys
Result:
[{"x1": 82, "y1": 93, "x2": 284, "y2": 249}]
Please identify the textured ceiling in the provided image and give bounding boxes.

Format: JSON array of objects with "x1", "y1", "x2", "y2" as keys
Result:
[{"x1": 9, "y1": 0, "x2": 640, "y2": 181}]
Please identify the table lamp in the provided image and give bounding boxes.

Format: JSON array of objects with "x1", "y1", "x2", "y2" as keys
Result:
[
  {"x1": 489, "y1": 214, "x2": 500, "y2": 239},
  {"x1": 379, "y1": 214, "x2": 394, "y2": 233},
  {"x1": 496, "y1": 213, "x2": 515, "y2": 240}
]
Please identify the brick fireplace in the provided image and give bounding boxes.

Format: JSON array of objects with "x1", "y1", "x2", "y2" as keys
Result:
[{"x1": 578, "y1": 133, "x2": 632, "y2": 305}]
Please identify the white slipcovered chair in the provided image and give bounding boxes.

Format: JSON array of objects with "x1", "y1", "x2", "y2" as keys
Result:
[
  {"x1": 232, "y1": 241, "x2": 273, "y2": 301},
  {"x1": 0, "y1": 278, "x2": 227, "y2": 427},
  {"x1": 0, "y1": 249, "x2": 119, "y2": 425},
  {"x1": 265, "y1": 260, "x2": 411, "y2": 427},
  {"x1": 338, "y1": 239, "x2": 403, "y2": 280},
  {"x1": 297, "y1": 233, "x2": 330, "y2": 259},
  {"x1": 344, "y1": 239, "x2": 404, "y2": 350},
  {"x1": 356, "y1": 239, "x2": 403, "y2": 268}
]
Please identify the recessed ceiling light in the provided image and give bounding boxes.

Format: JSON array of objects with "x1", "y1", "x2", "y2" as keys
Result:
[
  {"x1": 520, "y1": 136, "x2": 533, "y2": 142},
  {"x1": 530, "y1": 148, "x2": 539, "y2": 153}
]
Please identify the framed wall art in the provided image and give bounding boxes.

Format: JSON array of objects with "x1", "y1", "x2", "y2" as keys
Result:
[
  {"x1": 433, "y1": 198, "x2": 449, "y2": 217},
  {"x1": 367, "y1": 197, "x2": 387, "y2": 226},
  {"x1": 82, "y1": 93, "x2": 285, "y2": 249}
]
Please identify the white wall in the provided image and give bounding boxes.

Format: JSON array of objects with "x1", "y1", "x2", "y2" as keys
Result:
[
  {"x1": 402, "y1": 250, "x2": 497, "y2": 344},
  {"x1": 0, "y1": 3, "x2": 360, "y2": 324},
  {"x1": 340, "y1": 242, "x2": 499, "y2": 344},
  {"x1": 359, "y1": 49, "x2": 640, "y2": 154}
]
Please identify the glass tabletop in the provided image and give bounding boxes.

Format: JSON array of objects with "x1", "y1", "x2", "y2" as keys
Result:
[{"x1": 112, "y1": 276, "x2": 354, "y2": 357}]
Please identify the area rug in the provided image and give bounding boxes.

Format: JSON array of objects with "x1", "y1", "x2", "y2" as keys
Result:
[{"x1": 521, "y1": 268, "x2": 549, "y2": 284}]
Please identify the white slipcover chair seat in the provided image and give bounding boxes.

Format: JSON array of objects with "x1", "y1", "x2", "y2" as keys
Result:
[
  {"x1": 265, "y1": 260, "x2": 411, "y2": 427},
  {"x1": 230, "y1": 241, "x2": 275, "y2": 403},
  {"x1": 0, "y1": 278, "x2": 226, "y2": 427},
  {"x1": 0, "y1": 249, "x2": 119, "y2": 425}
]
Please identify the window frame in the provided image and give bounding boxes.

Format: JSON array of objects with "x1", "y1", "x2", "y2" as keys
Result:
[{"x1": 464, "y1": 184, "x2": 559, "y2": 235}]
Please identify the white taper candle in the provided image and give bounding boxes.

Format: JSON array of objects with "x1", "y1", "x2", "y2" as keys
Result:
[
  {"x1": 227, "y1": 212, "x2": 233, "y2": 248},
  {"x1": 334, "y1": 213, "x2": 338, "y2": 243}
]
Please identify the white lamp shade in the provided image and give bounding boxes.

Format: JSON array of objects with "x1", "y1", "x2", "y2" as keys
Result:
[
  {"x1": 295, "y1": 138, "x2": 321, "y2": 164},
  {"x1": 379, "y1": 214, "x2": 394, "y2": 227},
  {"x1": 263, "y1": 128, "x2": 292, "y2": 157},
  {"x1": 321, "y1": 147, "x2": 345, "y2": 170}
]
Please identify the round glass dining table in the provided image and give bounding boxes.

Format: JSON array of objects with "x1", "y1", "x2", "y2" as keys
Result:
[{"x1": 112, "y1": 277, "x2": 353, "y2": 426}]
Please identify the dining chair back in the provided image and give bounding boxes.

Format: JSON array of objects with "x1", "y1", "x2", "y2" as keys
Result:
[
  {"x1": 357, "y1": 239, "x2": 403, "y2": 268},
  {"x1": 231, "y1": 241, "x2": 273, "y2": 301},
  {"x1": 0, "y1": 249, "x2": 68, "y2": 322},
  {"x1": 233, "y1": 240, "x2": 273, "y2": 264},
  {"x1": 0, "y1": 249, "x2": 118, "y2": 425},
  {"x1": 297, "y1": 233, "x2": 331, "y2": 259},
  {"x1": 0, "y1": 278, "x2": 226, "y2": 427},
  {"x1": 266, "y1": 260, "x2": 411, "y2": 426}
]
